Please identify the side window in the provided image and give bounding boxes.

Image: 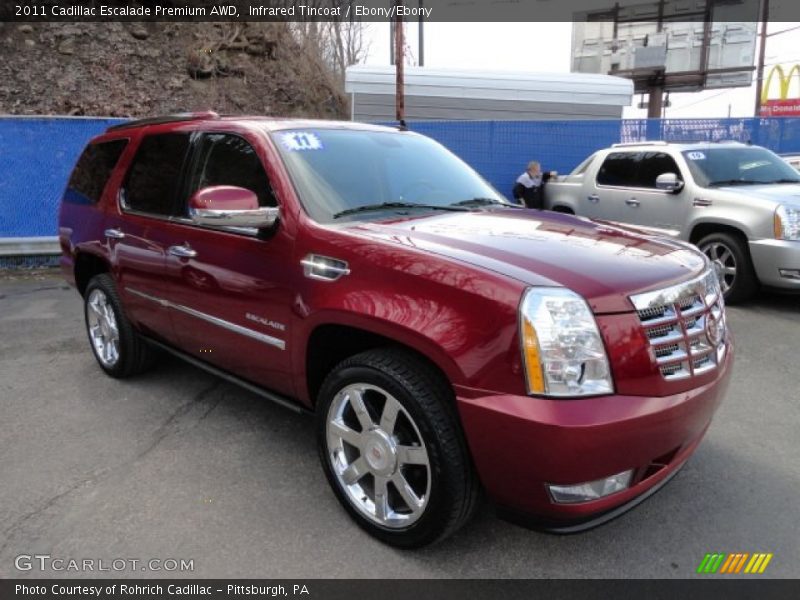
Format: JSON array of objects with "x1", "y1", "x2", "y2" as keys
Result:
[
  {"x1": 124, "y1": 133, "x2": 191, "y2": 216},
  {"x1": 637, "y1": 152, "x2": 682, "y2": 188},
  {"x1": 596, "y1": 152, "x2": 642, "y2": 187},
  {"x1": 187, "y1": 133, "x2": 277, "y2": 208},
  {"x1": 65, "y1": 139, "x2": 128, "y2": 204}
]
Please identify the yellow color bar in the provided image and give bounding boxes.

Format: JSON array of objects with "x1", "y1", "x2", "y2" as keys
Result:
[
  {"x1": 744, "y1": 554, "x2": 759, "y2": 573},
  {"x1": 758, "y1": 554, "x2": 774, "y2": 574},
  {"x1": 746, "y1": 554, "x2": 766, "y2": 573}
]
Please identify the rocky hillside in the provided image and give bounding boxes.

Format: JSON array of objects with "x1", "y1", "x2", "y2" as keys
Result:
[{"x1": 0, "y1": 22, "x2": 348, "y2": 118}]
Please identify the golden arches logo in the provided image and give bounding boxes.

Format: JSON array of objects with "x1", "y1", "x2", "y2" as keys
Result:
[{"x1": 762, "y1": 64, "x2": 800, "y2": 103}]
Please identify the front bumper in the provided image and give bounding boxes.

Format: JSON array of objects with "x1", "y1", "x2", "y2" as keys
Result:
[
  {"x1": 455, "y1": 340, "x2": 733, "y2": 527},
  {"x1": 749, "y1": 238, "x2": 800, "y2": 289}
]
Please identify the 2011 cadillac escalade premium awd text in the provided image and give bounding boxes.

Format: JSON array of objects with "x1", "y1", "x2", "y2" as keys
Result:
[{"x1": 59, "y1": 113, "x2": 733, "y2": 547}]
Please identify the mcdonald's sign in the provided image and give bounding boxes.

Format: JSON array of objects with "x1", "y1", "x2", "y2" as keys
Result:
[{"x1": 760, "y1": 64, "x2": 800, "y2": 117}]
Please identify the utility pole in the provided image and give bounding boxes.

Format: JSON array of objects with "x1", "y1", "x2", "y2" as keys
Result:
[
  {"x1": 647, "y1": 83, "x2": 664, "y2": 119},
  {"x1": 395, "y1": 6, "x2": 405, "y2": 122},
  {"x1": 418, "y1": 0, "x2": 425, "y2": 66},
  {"x1": 646, "y1": 0, "x2": 666, "y2": 119},
  {"x1": 754, "y1": 0, "x2": 770, "y2": 117}
]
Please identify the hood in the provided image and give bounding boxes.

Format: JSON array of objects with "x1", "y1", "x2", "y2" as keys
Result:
[
  {"x1": 717, "y1": 183, "x2": 800, "y2": 208},
  {"x1": 347, "y1": 209, "x2": 708, "y2": 313}
]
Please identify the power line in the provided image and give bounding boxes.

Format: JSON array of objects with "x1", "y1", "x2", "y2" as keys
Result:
[
  {"x1": 666, "y1": 89, "x2": 732, "y2": 113},
  {"x1": 767, "y1": 25, "x2": 800, "y2": 38}
]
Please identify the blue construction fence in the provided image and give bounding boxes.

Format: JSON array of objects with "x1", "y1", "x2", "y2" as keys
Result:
[
  {"x1": 2, "y1": 116, "x2": 800, "y2": 241},
  {"x1": 408, "y1": 117, "x2": 800, "y2": 198},
  {"x1": 0, "y1": 116, "x2": 125, "y2": 239}
]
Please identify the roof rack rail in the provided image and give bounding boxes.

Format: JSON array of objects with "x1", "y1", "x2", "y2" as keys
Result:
[
  {"x1": 106, "y1": 111, "x2": 219, "y2": 132},
  {"x1": 611, "y1": 141, "x2": 669, "y2": 148}
]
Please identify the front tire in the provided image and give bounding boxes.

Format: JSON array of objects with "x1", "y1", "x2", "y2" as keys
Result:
[
  {"x1": 84, "y1": 274, "x2": 157, "y2": 378},
  {"x1": 316, "y1": 348, "x2": 479, "y2": 547},
  {"x1": 697, "y1": 232, "x2": 758, "y2": 304}
]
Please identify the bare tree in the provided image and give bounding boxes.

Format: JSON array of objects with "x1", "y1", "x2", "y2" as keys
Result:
[{"x1": 291, "y1": 6, "x2": 371, "y2": 84}]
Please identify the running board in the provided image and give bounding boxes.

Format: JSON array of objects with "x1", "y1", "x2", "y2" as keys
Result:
[{"x1": 145, "y1": 337, "x2": 311, "y2": 416}]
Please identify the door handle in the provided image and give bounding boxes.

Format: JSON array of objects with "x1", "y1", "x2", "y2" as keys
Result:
[
  {"x1": 625, "y1": 197, "x2": 641, "y2": 207},
  {"x1": 587, "y1": 194, "x2": 600, "y2": 203},
  {"x1": 104, "y1": 228, "x2": 125, "y2": 240},
  {"x1": 168, "y1": 244, "x2": 197, "y2": 259}
]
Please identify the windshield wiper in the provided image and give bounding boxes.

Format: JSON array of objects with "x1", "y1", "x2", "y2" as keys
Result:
[
  {"x1": 771, "y1": 178, "x2": 800, "y2": 184},
  {"x1": 707, "y1": 179, "x2": 762, "y2": 187},
  {"x1": 332, "y1": 202, "x2": 469, "y2": 219},
  {"x1": 450, "y1": 197, "x2": 521, "y2": 209}
]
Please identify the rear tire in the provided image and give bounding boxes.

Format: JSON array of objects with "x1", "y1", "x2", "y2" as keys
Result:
[
  {"x1": 697, "y1": 232, "x2": 758, "y2": 304},
  {"x1": 84, "y1": 274, "x2": 158, "y2": 378},
  {"x1": 316, "y1": 348, "x2": 480, "y2": 548}
]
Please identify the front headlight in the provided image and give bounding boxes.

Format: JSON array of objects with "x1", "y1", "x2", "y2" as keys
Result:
[
  {"x1": 775, "y1": 205, "x2": 800, "y2": 240},
  {"x1": 519, "y1": 288, "x2": 613, "y2": 397}
]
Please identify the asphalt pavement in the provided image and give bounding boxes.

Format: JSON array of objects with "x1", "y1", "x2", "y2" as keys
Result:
[{"x1": 0, "y1": 270, "x2": 798, "y2": 578}]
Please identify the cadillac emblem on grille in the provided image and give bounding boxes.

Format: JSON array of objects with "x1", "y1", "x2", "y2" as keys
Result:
[{"x1": 629, "y1": 267, "x2": 727, "y2": 381}]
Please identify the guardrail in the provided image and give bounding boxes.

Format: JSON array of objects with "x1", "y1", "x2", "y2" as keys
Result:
[{"x1": 0, "y1": 236, "x2": 60, "y2": 257}]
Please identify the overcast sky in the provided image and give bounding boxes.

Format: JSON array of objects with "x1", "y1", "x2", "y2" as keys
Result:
[{"x1": 362, "y1": 22, "x2": 800, "y2": 119}]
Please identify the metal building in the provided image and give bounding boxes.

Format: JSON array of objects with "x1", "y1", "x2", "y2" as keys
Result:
[{"x1": 345, "y1": 65, "x2": 634, "y2": 122}]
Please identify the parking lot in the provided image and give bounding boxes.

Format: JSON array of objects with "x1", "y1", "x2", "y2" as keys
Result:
[{"x1": 0, "y1": 269, "x2": 798, "y2": 579}]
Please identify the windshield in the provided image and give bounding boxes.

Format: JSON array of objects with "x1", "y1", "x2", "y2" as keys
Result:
[
  {"x1": 682, "y1": 146, "x2": 800, "y2": 187},
  {"x1": 270, "y1": 128, "x2": 507, "y2": 223}
]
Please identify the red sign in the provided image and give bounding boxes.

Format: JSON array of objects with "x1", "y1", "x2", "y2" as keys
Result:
[{"x1": 760, "y1": 99, "x2": 800, "y2": 117}]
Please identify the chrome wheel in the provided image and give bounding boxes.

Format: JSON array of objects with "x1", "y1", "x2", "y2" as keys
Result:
[
  {"x1": 326, "y1": 383, "x2": 431, "y2": 528},
  {"x1": 701, "y1": 241, "x2": 736, "y2": 293},
  {"x1": 86, "y1": 288, "x2": 120, "y2": 368}
]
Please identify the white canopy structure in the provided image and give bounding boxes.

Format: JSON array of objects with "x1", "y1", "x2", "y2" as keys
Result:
[{"x1": 345, "y1": 65, "x2": 634, "y2": 122}]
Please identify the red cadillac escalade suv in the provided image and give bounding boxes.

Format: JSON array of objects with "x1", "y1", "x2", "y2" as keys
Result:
[{"x1": 59, "y1": 112, "x2": 733, "y2": 547}]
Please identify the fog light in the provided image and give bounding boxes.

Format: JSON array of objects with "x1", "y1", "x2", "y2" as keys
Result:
[{"x1": 548, "y1": 470, "x2": 633, "y2": 504}]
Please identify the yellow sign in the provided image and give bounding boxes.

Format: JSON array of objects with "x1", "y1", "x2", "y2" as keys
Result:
[{"x1": 762, "y1": 64, "x2": 800, "y2": 103}]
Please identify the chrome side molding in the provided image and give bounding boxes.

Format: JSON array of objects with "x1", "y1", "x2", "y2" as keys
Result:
[{"x1": 126, "y1": 287, "x2": 286, "y2": 350}]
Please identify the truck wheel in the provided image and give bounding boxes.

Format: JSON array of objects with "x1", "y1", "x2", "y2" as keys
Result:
[
  {"x1": 316, "y1": 348, "x2": 479, "y2": 547},
  {"x1": 84, "y1": 274, "x2": 157, "y2": 378},
  {"x1": 697, "y1": 232, "x2": 758, "y2": 304}
]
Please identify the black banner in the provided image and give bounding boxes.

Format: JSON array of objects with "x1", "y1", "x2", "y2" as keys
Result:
[
  {"x1": 2, "y1": 579, "x2": 800, "y2": 600},
  {"x1": 5, "y1": 0, "x2": 798, "y2": 23}
]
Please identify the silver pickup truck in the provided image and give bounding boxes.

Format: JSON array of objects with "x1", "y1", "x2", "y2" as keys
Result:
[{"x1": 545, "y1": 141, "x2": 800, "y2": 302}]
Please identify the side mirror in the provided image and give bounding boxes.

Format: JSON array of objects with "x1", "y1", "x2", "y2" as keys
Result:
[
  {"x1": 188, "y1": 186, "x2": 280, "y2": 229},
  {"x1": 655, "y1": 172, "x2": 684, "y2": 193}
]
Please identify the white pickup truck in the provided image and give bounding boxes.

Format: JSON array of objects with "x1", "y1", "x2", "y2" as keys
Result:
[{"x1": 545, "y1": 141, "x2": 800, "y2": 302}]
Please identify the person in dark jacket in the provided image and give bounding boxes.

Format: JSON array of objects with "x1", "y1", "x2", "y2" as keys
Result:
[{"x1": 512, "y1": 161, "x2": 551, "y2": 209}]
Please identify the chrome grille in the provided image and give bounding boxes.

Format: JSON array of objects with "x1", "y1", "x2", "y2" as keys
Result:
[{"x1": 630, "y1": 268, "x2": 728, "y2": 382}]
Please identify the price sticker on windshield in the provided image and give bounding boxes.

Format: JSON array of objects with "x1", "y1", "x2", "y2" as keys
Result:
[
  {"x1": 687, "y1": 151, "x2": 706, "y2": 160},
  {"x1": 281, "y1": 132, "x2": 323, "y2": 151}
]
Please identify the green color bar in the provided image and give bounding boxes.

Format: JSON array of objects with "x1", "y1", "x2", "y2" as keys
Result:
[
  {"x1": 697, "y1": 554, "x2": 713, "y2": 574},
  {"x1": 709, "y1": 554, "x2": 727, "y2": 573}
]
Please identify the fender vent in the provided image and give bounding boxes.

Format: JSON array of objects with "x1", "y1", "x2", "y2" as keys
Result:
[{"x1": 301, "y1": 254, "x2": 350, "y2": 282}]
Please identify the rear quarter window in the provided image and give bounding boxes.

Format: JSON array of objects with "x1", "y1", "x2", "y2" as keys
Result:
[
  {"x1": 64, "y1": 139, "x2": 128, "y2": 205},
  {"x1": 123, "y1": 133, "x2": 191, "y2": 216},
  {"x1": 596, "y1": 152, "x2": 642, "y2": 187}
]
